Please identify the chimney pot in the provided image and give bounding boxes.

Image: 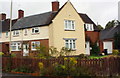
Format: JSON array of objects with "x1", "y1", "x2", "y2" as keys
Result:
[
  {"x1": 18, "y1": 10, "x2": 24, "y2": 19},
  {"x1": 0, "y1": 13, "x2": 6, "y2": 20},
  {"x1": 52, "y1": 1, "x2": 59, "y2": 12}
]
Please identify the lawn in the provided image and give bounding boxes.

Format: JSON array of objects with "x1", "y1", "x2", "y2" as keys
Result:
[{"x1": 88, "y1": 55, "x2": 108, "y2": 59}]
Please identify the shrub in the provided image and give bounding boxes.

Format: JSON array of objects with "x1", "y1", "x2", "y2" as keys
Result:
[
  {"x1": 0, "y1": 52, "x2": 4, "y2": 56},
  {"x1": 12, "y1": 66, "x2": 34, "y2": 73},
  {"x1": 91, "y1": 43, "x2": 100, "y2": 56},
  {"x1": 36, "y1": 45, "x2": 49, "y2": 59},
  {"x1": 78, "y1": 54, "x2": 88, "y2": 59},
  {"x1": 11, "y1": 53, "x2": 16, "y2": 57},
  {"x1": 38, "y1": 57, "x2": 93, "y2": 76},
  {"x1": 112, "y1": 50, "x2": 120, "y2": 55}
]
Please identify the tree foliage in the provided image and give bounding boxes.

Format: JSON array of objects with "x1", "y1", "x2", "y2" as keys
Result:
[
  {"x1": 105, "y1": 20, "x2": 119, "y2": 29},
  {"x1": 91, "y1": 42, "x2": 100, "y2": 56},
  {"x1": 105, "y1": 20, "x2": 115, "y2": 29},
  {"x1": 97, "y1": 25, "x2": 104, "y2": 30}
]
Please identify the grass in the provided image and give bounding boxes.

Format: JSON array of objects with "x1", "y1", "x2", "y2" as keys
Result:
[{"x1": 88, "y1": 55, "x2": 108, "y2": 59}]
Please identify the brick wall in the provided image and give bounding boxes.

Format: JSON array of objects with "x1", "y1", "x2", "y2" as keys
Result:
[
  {"x1": 85, "y1": 31, "x2": 100, "y2": 44},
  {"x1": 2, "y1": 39, "x2": 49, "y2": 57}
]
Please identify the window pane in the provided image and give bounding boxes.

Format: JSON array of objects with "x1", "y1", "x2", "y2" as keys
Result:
[
  {"x1": 65, "y1": 20, "x2": 67, "y2": 29},
  {"x1": 11, "y1": 46, "x2": 16, "y2": 50},
  {"x1": 72, "y1": 21, "x2": 74, "y2": 29},
  {"x1": 65, "y1": 43, "x2": 69, "y2": 48},
  {"x1": 32, "y1": 28, "x2": 34, "y2": 33}
]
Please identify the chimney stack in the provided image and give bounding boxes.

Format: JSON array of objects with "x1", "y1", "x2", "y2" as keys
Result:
[
  {"x1": 18, "y1": 10, "x2": 24, "y2": 19},
  {"x1": 0, "y1": 13, "x2": 6, "y2": 20},
  {"x1": 52, "y1": 1, "x2": 59, "y2": 12}
]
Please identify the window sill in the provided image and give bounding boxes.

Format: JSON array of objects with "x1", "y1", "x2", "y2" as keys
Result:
[
  {"x1": 24, "y1": 34, "x2": 27, "y2": 36},
  {"x1": 31, "y1": 33, "x2": 39, "y2": 35},
  {"x1": 31, "y1": 49, "x2": 37, "y2": 51},
  {"x1": 13, "y1": 35, "x2": 19, "y2": 37},
  {"x1": 11, "y1": 50, "x2": 21, "y2": 51},
  {"x1": 71, "y1": 49, "x2": 76, "y2": 51},
  {"x1": 64, "y1": 29, "x2": 75, "y2": 31}
]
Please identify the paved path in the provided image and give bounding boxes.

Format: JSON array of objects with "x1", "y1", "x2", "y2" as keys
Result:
[{"x1": 1, "y1": 73, "x2": 36, "y2": 78}]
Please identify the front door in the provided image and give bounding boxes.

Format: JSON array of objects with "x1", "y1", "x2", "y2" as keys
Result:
[
  {"x1": 23, "y1": 44, "x2": 29, "y2": 56},
  {"x1": 85, "y1": 41, "x2": 90, "y2": 55}
]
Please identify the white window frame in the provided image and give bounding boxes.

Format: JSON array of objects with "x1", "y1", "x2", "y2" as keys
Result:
[
  {"x1": 6, "y1": 32, "x2": 8, "y2": 37},
  {"x1": 85, "y1": 23, "x2": 94, "y2": 31},
  {"x1": 31, "y1": 41, "x2": 40, "y2": 50},
  {"x1": 32, "y1": 27, "x2": 39, "y2": 34},
  {"x1": 65, "y1": 39, "x2": 76, "y2": 50},
  {"x1": 64, "y1": 20, "x2": 75, "y2": 30},
  {"x1": 0, "y1": 32, "x2": 2, "y2": 38},
  {"x1": 24, "y1": 29, "x2": 27, "y2": 35},
  {"x1": 11, "y1": 42, "x2": 21, "y2": 51},
  {"x1": 13, "y1": 30, "x2": 19, "y2": 36}
]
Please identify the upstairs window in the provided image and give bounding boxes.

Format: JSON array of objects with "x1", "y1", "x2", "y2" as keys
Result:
[
  {"x1": 32, "y1": 27, "x2": 39, "y2": 34},
  {"x1": 24, "y1": 29, "x2": 27, "y2": 35},
  {"x1": 64, "y1": 20, "x2": 75, "y2": 30},
  {"x1": 11, "y1": 42, "x2": 21, "y2": 51},
  {"x1": 85, "y1": 24, "x2": 94, "y2": 31},
  {"x1": 6, "y1": 32, "x2": 8, "y2": 37},
  {"x1": 64, "y1": 39, "x2": 76, "y2": 50},
  {"x1": 13, "y1": 30, "x2": 19, "y2": 36},
  {"x1": 31, "y1": 41, "x2": 40, "y2": 50}
]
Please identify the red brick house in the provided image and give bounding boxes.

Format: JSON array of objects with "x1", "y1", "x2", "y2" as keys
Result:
[{"x1": 100, "y1": 21, "x2": 120, "y2": 54}]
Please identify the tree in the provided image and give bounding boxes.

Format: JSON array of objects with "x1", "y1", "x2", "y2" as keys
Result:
[
  {"x1": 114, "y1": 32, "x2": 120, "y2": 49},
  {"x1": 105, "y1": 20, "x2": 120, "y2": 29},
  {"x1": 36, "y1": 45, "x2": 49, "y2": 59},
  {"x1": 91, "y1": 42, "x2": 100, "y2": 56},
  {"x1": 97, "y1": 25, "x2": 104, "y2": 30}
]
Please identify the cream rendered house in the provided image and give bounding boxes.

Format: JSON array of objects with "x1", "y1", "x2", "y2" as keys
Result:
[{"x1": 0, "y1": 1, "x2": 98, "y2": 56}]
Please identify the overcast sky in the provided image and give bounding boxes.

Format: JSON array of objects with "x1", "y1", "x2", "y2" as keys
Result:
[{"x1": 0, "y1": 0, "x2": 119, "y2": 28}]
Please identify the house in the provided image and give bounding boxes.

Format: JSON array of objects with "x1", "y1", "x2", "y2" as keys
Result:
[
  {"x1": 0, "y1": 1, "x2": 99, "y2": 56},
  {"x1": 100, "y1": 21, "x2": 120, "y2": 54},
  {"x1": 79, "y1": 13, "x2": 100, "y2": 55}
]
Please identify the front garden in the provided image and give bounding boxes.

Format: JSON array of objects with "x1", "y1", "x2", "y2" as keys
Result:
[{"x1": 1, "y1": 46, "x2": 120, "y2": 77}]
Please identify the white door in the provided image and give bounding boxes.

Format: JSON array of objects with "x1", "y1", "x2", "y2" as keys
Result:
[
  {"x1": 85, "y1": 41, "x2": 90, "y2": 55},
  {"x1": 23, "y1": 44, "x2": 29, "y2": 56},
  {"x1": 103, "y1": 41, "x2": 113, "y2": 54}
]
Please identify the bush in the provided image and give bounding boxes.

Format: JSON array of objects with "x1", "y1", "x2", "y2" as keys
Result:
[
  {"x1": 91, "y1": 43, "x2": 100, "y2": 56},
  {"x1": 0, "y1": 52, "x2": 4, "y2": 56},
  {"x1": 12, "y1": 66, "x2": 34, "y2": 73},
  {"x1": 78, "y1": 54, "x2": 88, "y2": 59},
  {"x1": 112, "y1": 50, "x2": 120, "y2": 55},
  {"x1": 38, "y1": 57, "x2": 93, "y2": 76},
  {"x1": 11, "y1": 53, "x2": 16, "y2": 57}
]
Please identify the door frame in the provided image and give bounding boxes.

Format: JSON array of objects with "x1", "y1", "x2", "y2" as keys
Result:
[{"x1": 23, "y1": 43, "x2": 29, "y2": 56}]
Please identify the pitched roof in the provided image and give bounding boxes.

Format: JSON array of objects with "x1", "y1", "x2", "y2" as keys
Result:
[
  {"x1": 100, "y1": 25, "x2": 120, "y2": 40},
  {"x1": 12, "y1": 11, "x2": 57, "y2": 30},
  {"x1": 1, "y1": 1, "x2": 98, "y2": 32},
  {"x1": 0, "y1": 19, "x2": 17, "y2": 32},
  {"x1": 79, "y1": 13, "x2": 99, "y2": 31}
]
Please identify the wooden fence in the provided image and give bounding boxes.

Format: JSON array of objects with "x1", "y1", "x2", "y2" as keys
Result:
[{"x1": 2, "y1": 57, "x2": 120, "y2": 76}]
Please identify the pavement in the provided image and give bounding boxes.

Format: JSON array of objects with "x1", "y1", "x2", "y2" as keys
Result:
[{"x1": 1, "y1": 73, "x2": 38, "y2": 78}]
